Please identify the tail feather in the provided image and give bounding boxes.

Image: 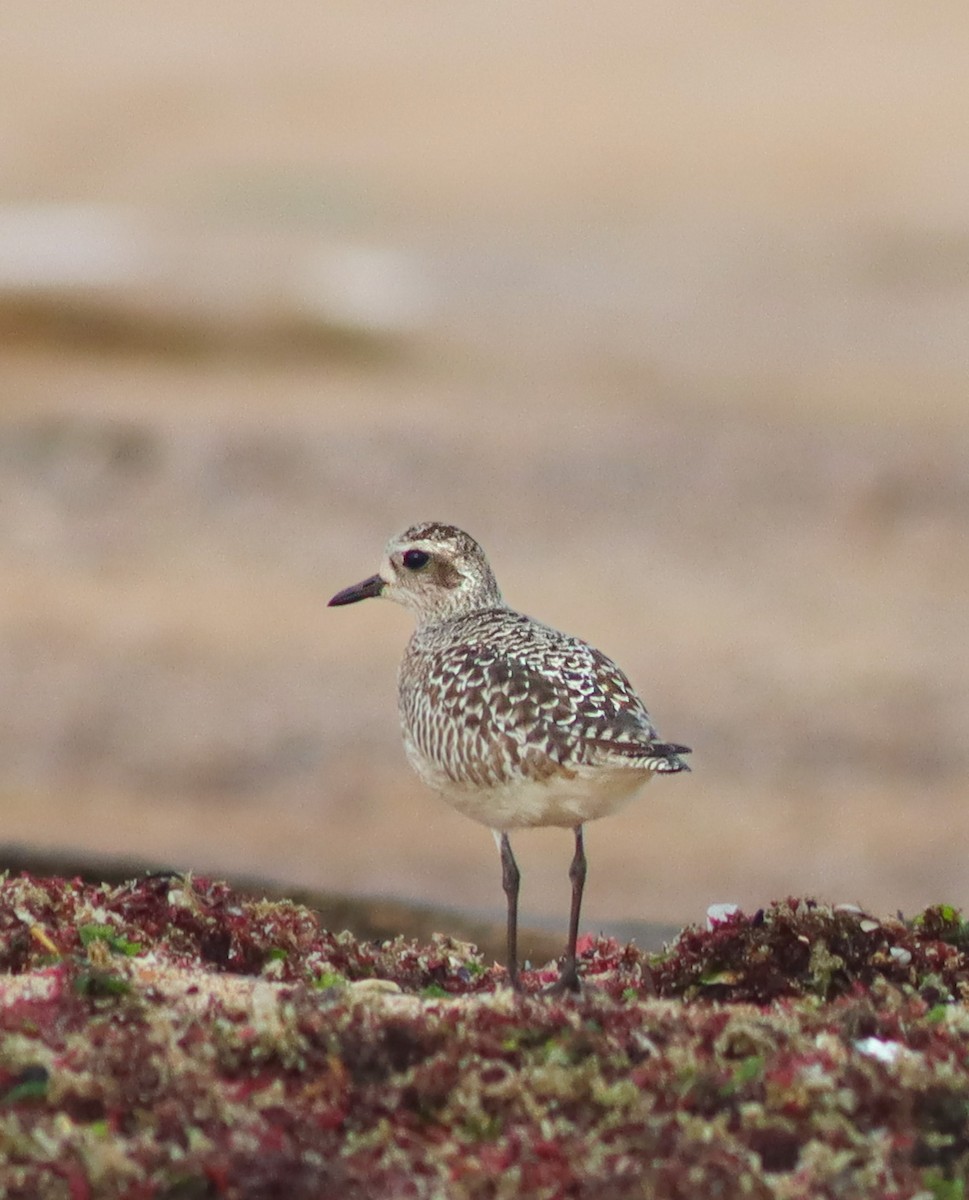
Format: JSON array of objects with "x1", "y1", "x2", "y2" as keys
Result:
[
  {"x1": 650, "y1": 742, "x2": 692, "y2": 759},
  {"x1": 596, "y1": 738, "x2": 692, "y2": 772}
]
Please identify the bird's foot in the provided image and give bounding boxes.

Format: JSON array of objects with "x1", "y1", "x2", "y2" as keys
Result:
[{"x1": 541, "y1": 959, "x2": 582, "y2": 996}]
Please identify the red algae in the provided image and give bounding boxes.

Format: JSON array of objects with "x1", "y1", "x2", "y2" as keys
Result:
[
  {"x1": 0, "y1": 872, "x2": 496, "y2": 992},
  {"x1": 651, "y1": 898, "x2": 969, "y2": 1004},
  {"x1": 1, "y1": 877, "x2": 969, "y2": 1198}
]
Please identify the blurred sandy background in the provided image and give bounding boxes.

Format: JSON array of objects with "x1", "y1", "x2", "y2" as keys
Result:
[{"x1": 1, "y1": 3, "x2": 967, "y2": 942}]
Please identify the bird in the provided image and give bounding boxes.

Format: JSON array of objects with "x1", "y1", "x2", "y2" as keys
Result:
[{"x1": 328, "y1": 521, "x2": 691, "y2": 993}]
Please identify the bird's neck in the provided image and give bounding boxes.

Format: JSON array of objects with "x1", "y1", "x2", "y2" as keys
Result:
[{"x1": 412, "y1": 597, "x2": 507, "y2": 637}]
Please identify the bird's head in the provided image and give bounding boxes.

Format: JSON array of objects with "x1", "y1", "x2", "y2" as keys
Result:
[{"x1": 328, "y1": 521, "x2": 504, "y2": 625}]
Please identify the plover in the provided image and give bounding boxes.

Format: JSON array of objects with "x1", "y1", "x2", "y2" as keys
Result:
[{"x1": 329, "y1": 522, "x2": 691, "y2": 992}]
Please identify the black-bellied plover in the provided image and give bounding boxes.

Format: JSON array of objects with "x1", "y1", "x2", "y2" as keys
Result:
[{"x1": 329, "y1": 521, "x2": 691, "y2": 992}]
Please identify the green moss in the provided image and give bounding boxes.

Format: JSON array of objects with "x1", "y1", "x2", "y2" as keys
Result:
[
  {"x1": 922, "y1": 1171, "x2": 965, "y2": 1200},
  {"x1": 78, "y1": 923, "x2": 143, "y2": 957},
  {"x1": 311, "y1": 969, "x2": 347, "y2": 990},
  {"x1": 421, "y1": 983, "x2": 449, "y2": 999},
  {"x1": 2, "y1": 1067, "x2": 49, "y2": 1105},
  {"x1": 73, "y1": 967, "x2": 133, "y2": 999}
]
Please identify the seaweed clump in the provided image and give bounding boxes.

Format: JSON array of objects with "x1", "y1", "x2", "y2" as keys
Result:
[
  {"x1": 0, "y1": 871, "x2": 494, "y2": 994},
  {"x1": 2, "y1": 876, "x2": 969, "y2": 1198},
  {"x1": 653, "y1": 898, "x2": 969, "y2": 1005}
]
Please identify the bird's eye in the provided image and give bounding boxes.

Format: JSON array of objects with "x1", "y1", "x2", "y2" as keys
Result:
[{"x1": 402, "y1": 549, "x2": 430, "y2": 570}]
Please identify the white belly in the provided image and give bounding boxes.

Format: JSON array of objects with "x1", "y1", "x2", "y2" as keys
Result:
[{"x1": 410, "y1": 757, "x2": 653, "y2": 831}]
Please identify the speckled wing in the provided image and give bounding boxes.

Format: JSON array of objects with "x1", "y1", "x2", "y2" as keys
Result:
[{"x1": 399, "y1": 610, "x2": 689, "y2": 788}]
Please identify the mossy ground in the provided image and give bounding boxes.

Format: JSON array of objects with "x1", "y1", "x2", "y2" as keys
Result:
[{"x1": 1, "y1": 875, "x2": 968, "y2": 1199}]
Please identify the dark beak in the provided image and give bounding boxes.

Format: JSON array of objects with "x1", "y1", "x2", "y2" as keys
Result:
[{"x1": 328, "y1": 574, "x2": 385, "y2": 606}]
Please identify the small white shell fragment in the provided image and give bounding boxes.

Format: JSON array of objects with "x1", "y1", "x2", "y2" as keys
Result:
[
  {"x1": 349, "y1": 978, "x2": 403, "y2": 995},
  {"x1": 854, "y1": 1037, "x2": 916, "y2": 1064},
  {"x1": 706, "y1": 903, "x2": 741, "y2": 930}
]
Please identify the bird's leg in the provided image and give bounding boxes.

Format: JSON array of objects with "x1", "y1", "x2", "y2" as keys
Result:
[
  {"x1": 554, "y1": 825, "x2": 586, "y2": 994},
  {"x1": 497, "y1": 831, "x2": 522, "y2": 991}
]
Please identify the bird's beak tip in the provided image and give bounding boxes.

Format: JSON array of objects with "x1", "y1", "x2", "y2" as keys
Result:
[{"x1": 328, "y1": 574, "x2": 386, "y2": 607}]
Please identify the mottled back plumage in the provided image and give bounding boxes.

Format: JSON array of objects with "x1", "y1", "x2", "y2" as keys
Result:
[{"x1": 399, "y1": 607, "x2": 686, "y2": 794}]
